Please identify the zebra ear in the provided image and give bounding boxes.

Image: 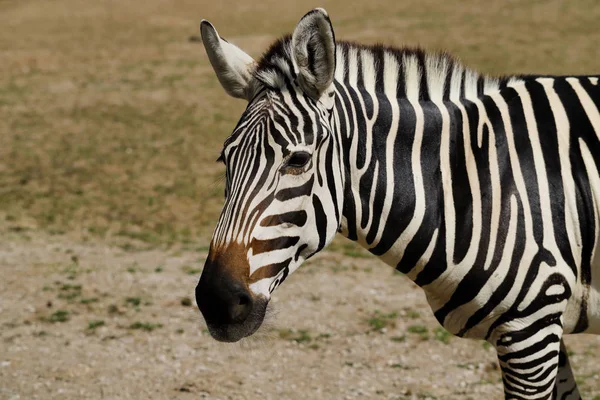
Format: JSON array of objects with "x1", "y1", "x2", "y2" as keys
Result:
[
  {"x1": 200, "y1": 20, "x2": 257, "y2": 100},
  {"x1": 291, "y1": 8, "x2": 336, "y2": 101}
]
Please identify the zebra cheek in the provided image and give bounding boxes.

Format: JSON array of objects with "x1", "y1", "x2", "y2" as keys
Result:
[{"x1": 248, "y1": 277, "x2": 275, "y2": 299}]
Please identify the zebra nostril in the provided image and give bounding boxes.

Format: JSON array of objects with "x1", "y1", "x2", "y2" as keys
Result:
[
  {"x1": 238, "y1": 293, "x2": 250, "y2": 306},
  {"x1": 229, "y1": 291, "x2": 253, "y2": 323}
]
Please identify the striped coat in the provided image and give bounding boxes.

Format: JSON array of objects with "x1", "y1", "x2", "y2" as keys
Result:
[{"x1": 196, "y1": 8, "x2": 600, "y2": 399}]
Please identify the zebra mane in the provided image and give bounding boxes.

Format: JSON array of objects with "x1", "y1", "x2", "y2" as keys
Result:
[{"x1": 255, "y1": 36, "x2": 521, "y2": 102}]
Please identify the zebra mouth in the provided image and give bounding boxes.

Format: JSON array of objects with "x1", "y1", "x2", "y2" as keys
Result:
[{"x1": 204, "y1": 297, "x2": 268, "y2": 342}]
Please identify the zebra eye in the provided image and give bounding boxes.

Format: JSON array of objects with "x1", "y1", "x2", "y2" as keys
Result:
[{"x1": 286, "y1": 151, "x2": 311, "y2": 169}]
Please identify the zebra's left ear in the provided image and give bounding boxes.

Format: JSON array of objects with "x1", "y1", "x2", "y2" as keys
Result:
[{"x1": 291, "y1": 8, "x2": 336, "y2": 101}]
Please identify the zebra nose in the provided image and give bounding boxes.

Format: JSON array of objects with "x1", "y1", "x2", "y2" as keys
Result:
[{"x1": 195, "y1": 270, "x2": 254, "y2": 325}]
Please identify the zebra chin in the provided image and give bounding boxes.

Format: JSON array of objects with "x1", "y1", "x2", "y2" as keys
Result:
[{"x1": 204, "y1": 297, "x2": 269, "y2": 343}]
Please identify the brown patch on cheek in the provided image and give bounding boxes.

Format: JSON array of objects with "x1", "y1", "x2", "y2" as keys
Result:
[
  {"x1": 207, "y1": 241, "x2": 292, "y2": 286},
  {"x1": 207, "y1": 242, "x2": 251, "y2": 286}
]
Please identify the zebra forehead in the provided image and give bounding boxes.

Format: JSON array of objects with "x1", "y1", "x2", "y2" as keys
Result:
[
  {"x1": 222, "y1": 99, "x2": 274, "y2": 153},
  {"x1": 223, "y1": 93, "x2": 321, "y2": 157}
]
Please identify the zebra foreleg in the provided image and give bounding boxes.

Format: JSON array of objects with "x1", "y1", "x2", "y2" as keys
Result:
[
  {"x1": 494, "y1": 324, "x2": 564, "y2": 400},
  {"x1": 554, "y1": 340, "x2": 581, "y2": 400}
]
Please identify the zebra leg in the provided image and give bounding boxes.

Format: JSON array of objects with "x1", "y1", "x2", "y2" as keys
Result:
[
  {"x1": 554, "y1": 340, "x2": 581, "y2": 400},
  {"x1": 494, "y1": 323, "x2": 564, "y2": 400}
]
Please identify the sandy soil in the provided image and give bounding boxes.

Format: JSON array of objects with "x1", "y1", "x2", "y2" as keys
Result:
[{"x1": 1, "y1": 233, "x2": 599, "y2": 400}]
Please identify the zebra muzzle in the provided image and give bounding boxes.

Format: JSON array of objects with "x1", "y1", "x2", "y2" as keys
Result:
[{"x1": 195, "y1": 250, "x2": 268, "y2": 342}]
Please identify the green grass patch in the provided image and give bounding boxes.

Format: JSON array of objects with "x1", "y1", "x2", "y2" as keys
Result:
[
  {"x1": 390, "y1": 363, "x2": 412, "y2": 369},
  {"x1": 278, "y1": 329, "x2": 312, "y2": 343},
  {"x1": 407, "y1": 325, "x2": 427, "y2": 334},
  {"x1": 57, "y1": 282, "x2": 82, "y2": 301},
  {"x1": 366, "y1": 310, "x2": 398, "y2": 332},
  {"x1": 62, "y1": 265, "x2": 79, "y2": 280},
  {"x1": 124, "y1": 297, "x2": 141, "y2": 307},
  {"x1": 48, "y1": 310, "x2": 70, "y2": 323},
  {"x1": 129, "y1": 322, "x2": 163, "y2": 332},
  {"x1": 407, "y1": 324, "x2": 429, "y2": 340},
  {"x1": 87, "y1": 320, "x2": 105, "y2": 330},
  {"x1": 433, "y1": 327, "x2": 451, "y2": 344}
]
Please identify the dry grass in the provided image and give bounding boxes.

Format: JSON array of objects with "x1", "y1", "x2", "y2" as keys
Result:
[{"x1": 1, "y1": 0, "x2": 599, "y2": 246}]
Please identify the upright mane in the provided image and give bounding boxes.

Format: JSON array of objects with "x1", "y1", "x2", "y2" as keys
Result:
[{"x1": 255, "y1": 36, "x2": 522, "y2": 102}]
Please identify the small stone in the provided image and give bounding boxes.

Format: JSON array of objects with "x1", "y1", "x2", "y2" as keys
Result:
[{"x1": 180, "y1": 297, "x2": 192, "y2": 307}]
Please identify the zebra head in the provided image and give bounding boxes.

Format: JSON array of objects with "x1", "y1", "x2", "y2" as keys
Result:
[{"x1": 196, "y1": 9, "x2": 344, "y2": 342}]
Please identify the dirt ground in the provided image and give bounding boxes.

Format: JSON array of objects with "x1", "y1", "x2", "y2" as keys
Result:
[
  {"x1": 2, "y1": 0, "x2": 600, "y2": 399},
  {"x1": 1, "y1": 232, "x2": 600, "y2": 400}
]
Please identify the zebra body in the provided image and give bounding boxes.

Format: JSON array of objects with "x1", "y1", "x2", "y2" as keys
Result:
[
  {"x1": 332, "y1": 60, "x2": 600, "y2": 341},
  {"x1": 196, "y1": 9, "x2": 600, "y2": 399}
]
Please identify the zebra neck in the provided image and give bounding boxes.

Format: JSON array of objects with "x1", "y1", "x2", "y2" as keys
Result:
[
  {"x1": 327, "y1": 42, "x2": 523, "y2": 282},
  {"x1": 333, "y1": 82, "x2": 473, "y2": 284}
]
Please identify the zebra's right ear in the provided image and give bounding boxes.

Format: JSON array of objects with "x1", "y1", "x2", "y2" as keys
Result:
[
  {"x1": 291, "y1": 9, "x2": 336, "y2": 101},
  {"x1": 200, "y1": 20, "x2": 257, "y2": 100}
]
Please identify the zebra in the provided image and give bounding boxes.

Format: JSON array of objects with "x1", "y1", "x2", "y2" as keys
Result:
[{"x1": 195, "y1": 8, "x2": 600, "y2": 400}]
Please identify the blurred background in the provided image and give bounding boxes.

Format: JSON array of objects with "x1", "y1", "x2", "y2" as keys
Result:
[{"x1": 1, "y1": 1, "x2": 599, "y2": 399}]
